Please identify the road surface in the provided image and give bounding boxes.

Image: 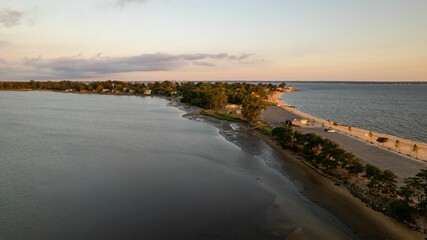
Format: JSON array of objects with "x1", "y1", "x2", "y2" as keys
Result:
[{"x1": 262, "y1": 106, "x2": 427, "y2": 180}]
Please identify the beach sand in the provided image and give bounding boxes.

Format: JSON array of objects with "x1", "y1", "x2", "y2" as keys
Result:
[{"x1": 272, "y1": 91, "x2": 427, "y2": 162}]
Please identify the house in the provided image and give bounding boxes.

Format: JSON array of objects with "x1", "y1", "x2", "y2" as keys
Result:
[
  {"x1": 143, "y1": 89, "x2": 152, "y2": 95},
  {"x1": 225, "y1": 104, "x2": 239, "y2": 109},
  {"x1": 225, "y1": 104, "x2": 242, "y2": 114},
  {"x1": 292, "y1": 119, "x2": 308, "y2": 126},
  {"x1": 101, "y1": 89, "x2": 110, "y2": 93},
  {"x1": 129, "y1": 89, "x2": 135, "y2": 94}
]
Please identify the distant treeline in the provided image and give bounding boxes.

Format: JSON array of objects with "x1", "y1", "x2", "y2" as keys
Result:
[
  {"x1": 0, "y1": 80, "x2": 154, "y2": 94},
  {"x1": 271, "y1": 126, "x2": 426, "y2": 228},
  {"x1": 0, "y1": 80, "x2": 283, "y2": 123}
]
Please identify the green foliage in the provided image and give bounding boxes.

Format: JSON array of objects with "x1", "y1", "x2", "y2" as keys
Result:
[
  {"x1": 395, "y1": 140, "x2": 401, "y2": 152},
  {"x1": 368, "y1": 131, "x2": 374, "y2": 142},
  {"x1": 376, "y1": 137, "x2": 389, "y2": 146},
  {"x1": 412, "y1": 144, "x2": 420, "y2": 159},
  {"x1": 278, "y1": 82, "x2": 286, "y2": 88},
  {"x1": 242, "y1": 96, "x2": 266, "y2": 123},
  {"x1": 272, "y1": 126, "x2": 295, "y2": 148},
  {"x1": 346, "y1": 158, "x2": 365, "y2": 175},
  {"x1": 200, "y1": 111, "x2": 241, "y2": 122},
  {"x1": 271, "y1": 126, "x2": 368, "y2": 177},
  {"x1": 365, "y1": 164, "x2": 397, "y2": 194},
  {"x1": 365, "y1": 164, "x2": 382, "y2": 179},
  {"x1": 388, "y1": 200, "x2": 415, "y2": 222},
  {"x1": 255, "y1": 125, "x2": 273, "y2": 135},
  {"x1": 402, "y1": 169, "x2": 427, "y2": 216}
]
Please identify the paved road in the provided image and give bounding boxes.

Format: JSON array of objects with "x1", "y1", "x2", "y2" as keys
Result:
[{"x1": 263, "y1": 106, "x2": 427, "y2": 180}]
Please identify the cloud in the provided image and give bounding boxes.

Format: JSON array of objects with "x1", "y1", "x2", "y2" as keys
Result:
[
  {"x1": 193, "y1": 61, "x2": 216, "y2": 67},
  {"x1": 115, "y1": 0, "x2": 148, "y2": 7},
  {"x1": 11, "y1": 52, "x2": 253, "y2": 79},
  {"x1": 0, "y1": 9, "x2": 23, "y2": 27}
]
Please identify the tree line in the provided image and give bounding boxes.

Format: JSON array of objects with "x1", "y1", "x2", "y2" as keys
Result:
[
  {"x1": 271, "y1": 126, "x2": 426, "y2": 227},
  {"x1": 0, "y1": 80, "x2": 278, "y2": 123}
]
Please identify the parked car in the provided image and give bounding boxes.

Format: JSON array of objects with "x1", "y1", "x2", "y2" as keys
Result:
[{"x1": 325, "y1": 128, "x2": 336, "y2": 133}]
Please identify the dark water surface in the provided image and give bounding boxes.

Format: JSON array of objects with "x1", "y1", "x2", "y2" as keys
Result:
[
  {"x1": 283, "y1": 83, "x2": 427, "y2": 143},
  {"x1": 0, "y1": 91, "x2": 356, "y2": 239}
]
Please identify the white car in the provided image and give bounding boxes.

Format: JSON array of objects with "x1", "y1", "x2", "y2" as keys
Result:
[{"x1": 325, "y1": 128, "x2": 336, "y2": 133}]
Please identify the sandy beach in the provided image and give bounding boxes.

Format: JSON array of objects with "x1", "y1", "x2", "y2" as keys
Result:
[{"x1": 272, "y1": 91, "x2": 427, "y2": 162}]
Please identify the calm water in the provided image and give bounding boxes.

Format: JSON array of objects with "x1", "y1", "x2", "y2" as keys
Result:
[
  {"x1": 283, "y1": 83, "x2": 427, "y2": 143},
  {"x1": 0, "y1": 91, "x2": 357, "y2": 239}
]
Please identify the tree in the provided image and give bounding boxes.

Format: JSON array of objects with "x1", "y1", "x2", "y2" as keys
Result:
[
  {"x1": 402, "y1": 169, "x2": 427, "y2": 216},
  {"x1": 346, "y1": 158, "x2": 365, "y2": 175},
  {"x1": 412, "y1": 144, "x2": 420, "y2": 159},
  {"x1": 376, "y1": 137, "x2": 389, "y2": 146},
  {"x1": 242, "y1": 96, "x2": 266, "y2": 123},
  {"x1": 368, "y1": 131, "x2": 374, "y2": 143},
  {"x1": 388, "y1": 200, "x2": 415, "y2": 222},
  {"x1": 272, "y1": 126, "x2": 295, "y2": 149},
  {"x1": 395, "y1": 140, "x2": 401, "y2": 153},
  {"x1": 365, "y1": 164, "x2": 397, "y2": 194},
  {"x1": 365, "y1": 164, "x2": 383, "y2": 191},
  {"x1": 115, "y1": 84, "x2": 123, "y2": 92},
  {"x1": 207, "y1": 88, "x2": 228, "y2": 109},
  {"x1": 380, "y1": 170, "x2": 397, "y2": 194}
]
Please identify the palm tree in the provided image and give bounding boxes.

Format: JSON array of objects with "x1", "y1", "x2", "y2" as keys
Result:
[
  {"x1": 395, "y1": 140, "x2": 401, "y2": 153},
  {"x1": 412, "y1": 144, "x2": 420, "y2": 159},
  {"x1": 368, "y1": 131, "x2": 374, "y2": 143}
]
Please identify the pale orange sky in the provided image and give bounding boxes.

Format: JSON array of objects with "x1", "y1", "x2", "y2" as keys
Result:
[{"x1": 1, "y1": 0, "x2": 427, "y2": 81}]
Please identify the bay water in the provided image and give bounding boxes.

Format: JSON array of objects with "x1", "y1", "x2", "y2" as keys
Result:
[
  {"x1": 0, "y1": 91, "x2": 357, "y2": 239},
  {"x1": 283, "y1": 83, "x2": 427, "y2": 143}
]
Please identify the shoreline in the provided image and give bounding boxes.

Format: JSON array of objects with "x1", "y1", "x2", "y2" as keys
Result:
[
  {"x1": 272, "y1": 91, "x2": 427, "y2": 162},
  {"x1": 169, "y1": 97, "x2": 426, "y2": 240},
  {"x1": 249, "y1": 128, "x2": 426, "y2": 240},
  {"x1": 2, "y1": 89, "x2": 425, "y2": 238}
]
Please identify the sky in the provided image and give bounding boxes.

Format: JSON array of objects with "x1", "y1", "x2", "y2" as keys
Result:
[{"x1": 0, "y1": 0, "x2": 426, "y2": 81}]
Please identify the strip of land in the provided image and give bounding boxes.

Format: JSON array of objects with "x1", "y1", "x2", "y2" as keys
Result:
[
  {"x1": 248, "y1": 128, "x2": 427, "y2": 240},
  {"x1": 263, "y1": 91, "x2": 427, "y2": 181},
  {"x1": 175, "y1": 99, "x2": 427, "y2": 240}
]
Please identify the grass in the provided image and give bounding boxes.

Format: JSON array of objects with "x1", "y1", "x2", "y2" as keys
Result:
[
  {"x1": 255, "y1": 124, "x2": 274, "y2": 135},
  {"x1": 201, "y1": 110, "x2": 242, "y2": 122}
]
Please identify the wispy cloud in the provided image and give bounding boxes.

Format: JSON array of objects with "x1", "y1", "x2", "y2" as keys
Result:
[
  {"x1": 0, "y1": 52, "x2": 253, "y2": 80},
  {"x1": 0, "y1": 8, "x2": 23, "y2": 27},
  {"x1": 115, "y1": 0, "x2": 148, "y2": 7}
]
